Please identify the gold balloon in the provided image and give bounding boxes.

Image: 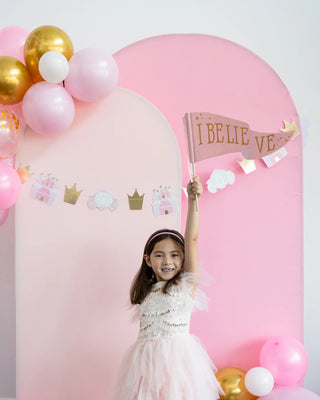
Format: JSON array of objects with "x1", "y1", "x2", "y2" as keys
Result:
[
  {"x1": 216, "y1": 367, "x2": 258, "y2": 400},
  {"x1": 0, "y1": 56, "x2": 32, "y2": 105},
  {"x1": 24, "y1": 25, "x2": 74, "y2": 83}
]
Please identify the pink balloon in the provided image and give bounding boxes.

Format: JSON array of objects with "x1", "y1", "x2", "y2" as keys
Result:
[
  {"x1": 64, "y1": 47, "x2": 119, "y2": 102},
  {"x1": 0, "y1": 208, "x2": 9, "y2": 226},
  {"x1": 22, "y1": 82, "x2": 75, "y2": 135},
  {"x1": 259, "y1": 336, "x2": 309, "y2": 385},
  {"x1": 0, "y1": 107, "x2": 24, "y2": 159},
  {"x1": 0, "y1": 161, "x2": 22, "y2": 209},
  {"x1": 0, "y1": 26, "x2": 30, "y2": 63},
  {"x1": 258, "y1": 386, "x2": 320, "y2": 400}
]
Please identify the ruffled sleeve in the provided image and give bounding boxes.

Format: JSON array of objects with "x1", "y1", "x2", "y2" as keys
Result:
[
  {"x1": 130, "y1": 304, "x2": 141, "y2": 323},
  {"x1": 179, "y1": 271, "x2": 210, "y2": 311}
]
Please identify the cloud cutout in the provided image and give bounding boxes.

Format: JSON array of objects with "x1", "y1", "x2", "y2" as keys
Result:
[
  {"x1": 87, "y1": 191, "x2": 118, "y2": 211},
  {"x1": 206, "y1": 169, "x2": 235, "y2": 194}
]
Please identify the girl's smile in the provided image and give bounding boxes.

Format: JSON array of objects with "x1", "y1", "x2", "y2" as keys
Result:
[{"x1": 144, "y1": 238, "x2": 184, "y2": 282}]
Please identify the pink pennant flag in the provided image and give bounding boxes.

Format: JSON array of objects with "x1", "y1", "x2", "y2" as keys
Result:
[{"x1": 184, "y1": 112, "x2": 295, "y2": 161}]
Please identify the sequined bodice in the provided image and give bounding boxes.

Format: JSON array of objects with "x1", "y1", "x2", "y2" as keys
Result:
[{"x1": 138, "y1": 280, "x2": 195, "y2": 340}]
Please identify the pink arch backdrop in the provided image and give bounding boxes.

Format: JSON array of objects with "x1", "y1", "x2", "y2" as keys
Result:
[
  {"x1": 114, "y1": 34, "x2": 303, "y2": 369},
  {"x1": 15, "y1": 88, "x2": 182, "y2": 400},
  {"x1": 14, "y1": 34, "x2": 303, "y2": 399}
]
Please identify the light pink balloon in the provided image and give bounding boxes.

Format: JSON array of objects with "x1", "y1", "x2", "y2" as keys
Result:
[
  {"x1": 0, "y1": 208, "x2": 9, "y2": 226},
  {"x1": 64, "y1": 47, "x2": 119, "y2": 102},
  {"x1": 22, "y1": 82, "x2": 75, "y2": 135},
  {"x1": 259, "y1": 336, "x2": 308, "y2": 386},
  {"x1": 0, "y1": 26, "x2": 30, "y2": 63},
  {"x1": 0, "y1": 161, "x2": 22, "y2": 210},
  {"x1": 258, "y1": 386, "x2": 320, "y2": 400}
]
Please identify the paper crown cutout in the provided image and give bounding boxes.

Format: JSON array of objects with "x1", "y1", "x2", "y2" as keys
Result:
[
  {"x1": 64, "y1": 183, "x2": 82, "y2": 205},
  {"x1": 128, "y1": 188, "x2": 145, "y2": 210},
  {"x1": 17, "y1": 164, "x2": 34, "y2": 184}
]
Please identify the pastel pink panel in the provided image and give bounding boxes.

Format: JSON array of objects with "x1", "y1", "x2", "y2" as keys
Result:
[
  {"x1": 15, "y1": 88, "x2": 181, "y2": 400},
  {"x1": 14, "y1": 34, "x2": 303, "y2": 400},
  {"x1": 114, "y1": 34, "x2": 303, "y2": 370}
]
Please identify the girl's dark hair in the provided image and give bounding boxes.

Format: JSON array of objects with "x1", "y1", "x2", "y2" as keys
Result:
[{"x1": 130, "y1": 229, "x2": 185, "y2": 304}]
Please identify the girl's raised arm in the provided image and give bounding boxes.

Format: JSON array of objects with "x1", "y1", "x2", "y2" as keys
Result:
[{"x1": 183, "y1": 176, "x2": 203, "y2": 274}]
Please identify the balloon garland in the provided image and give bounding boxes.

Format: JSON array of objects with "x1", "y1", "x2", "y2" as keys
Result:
[
  {"x1": 215, "y1": 335, "x2": 313, "y2": 400},
  {"x1": 0, "y1": 24, "x2": 119, "y2": 219}
]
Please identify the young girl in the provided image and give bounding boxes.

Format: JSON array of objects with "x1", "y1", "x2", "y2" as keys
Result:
[{"x1": 113, "y1": 177, "x2": 224, "y2": 399}]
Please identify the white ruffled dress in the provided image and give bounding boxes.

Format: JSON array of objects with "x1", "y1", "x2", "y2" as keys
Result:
[{"x1": 113, "y1": 272, "x2": 224, "y2": 400}]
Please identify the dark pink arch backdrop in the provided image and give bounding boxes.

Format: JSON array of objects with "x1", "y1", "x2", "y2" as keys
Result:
[{"x1": 114, "y1": 34, "x2": 303, "y2": 370}]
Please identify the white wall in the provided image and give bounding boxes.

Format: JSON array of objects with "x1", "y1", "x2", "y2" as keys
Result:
[
  {"x1": 1, "y1": 0, "x2": 319, "y2": 396},
  {"x1": 0, "y1": 210, "x2": 15, "y2": 398}
]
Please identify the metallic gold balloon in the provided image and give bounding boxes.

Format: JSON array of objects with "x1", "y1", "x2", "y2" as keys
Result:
[
  {"x1": 216, "y1": 367, "x2": 258, "y2": 400},
  {"x1": 0, "y1": 56, "x2": 31, "y2": 105},
  {"x1": 24, "y1": 25, "x2": 74, "y2": 83}
]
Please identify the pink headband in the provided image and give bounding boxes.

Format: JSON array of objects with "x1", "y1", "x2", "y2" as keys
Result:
[{"x1": 147, "y1": 231, "x2": 184, "y2": 246}]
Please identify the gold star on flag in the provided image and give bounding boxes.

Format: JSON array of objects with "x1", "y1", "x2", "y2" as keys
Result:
[{"x1": 281, "y1": 120, "x2": 300, "y2": 140}]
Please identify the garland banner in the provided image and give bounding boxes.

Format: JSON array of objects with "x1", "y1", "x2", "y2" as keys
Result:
[{"x1": 184, "y1": 112, "x2": 296, "y2": 161}]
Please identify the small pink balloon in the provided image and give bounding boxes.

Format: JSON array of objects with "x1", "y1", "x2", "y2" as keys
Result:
[
  {"x1": 0, "y1": 161, "x2": 22, "y2": 209},
  {"x1": 0, "y1": 208, "x2": 9, "y2": 226},
  {"x1": 259, "y1": 336, "x2": 308, "y2": 386},
  {"x1": 22, "y1": 82, "x2": 75, "y2": 135},
  {"x1": 0, "y1": 26, "x2": 30, "y2": 63},
  {"x1": 64, "y1": 47, "x2": 119, "y2": 102},
  {"x1": 258, "y1": 386, "x2": 320, "y2": 400}
]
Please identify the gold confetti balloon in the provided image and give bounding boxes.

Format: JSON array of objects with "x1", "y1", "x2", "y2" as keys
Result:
[
  {"x1": 0, "y1": 56, "x2": 31, "y2": 105},
  {"x1": 24, "y1": 25, "x2": 74, "y2": 83},
  {"x1": 0, "y1": 107, "x2": 23, "y2": 159},
  {"x1": 216, "y1": 367, "x2": 258, "y2": 400}
]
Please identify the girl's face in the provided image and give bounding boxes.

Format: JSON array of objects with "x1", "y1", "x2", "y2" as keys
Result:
[{"x1": 144, "y1": 237, "x2": 184, "y2": 282}]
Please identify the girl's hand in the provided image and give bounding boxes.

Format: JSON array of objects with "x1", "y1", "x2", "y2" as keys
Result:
[
  {"x1": 184, "y1": 176, "x2": 202, "y2": 275},
  {"x1": 187, "y1": 176, "x2": 203, "y2": 200}
]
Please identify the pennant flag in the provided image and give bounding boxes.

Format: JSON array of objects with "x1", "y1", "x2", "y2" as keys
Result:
[{"x1": 184, "y1": 112, "x2": 295, "y2": 161}]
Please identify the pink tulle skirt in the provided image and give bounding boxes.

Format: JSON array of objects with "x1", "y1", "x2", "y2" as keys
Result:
[{"x1": 113, "y1": 334, "x2": 224, "y2": 400}]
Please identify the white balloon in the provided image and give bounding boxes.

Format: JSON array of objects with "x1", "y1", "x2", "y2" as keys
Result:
[
  {"x1": 244, "y1": 367, "x2": 274, "y2": 397},
  {"x1": 39, "y1": 51, "x2": 69, "y2": 84}
]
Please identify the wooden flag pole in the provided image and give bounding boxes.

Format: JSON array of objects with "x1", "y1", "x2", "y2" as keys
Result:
[{"x1": 185, "y1": 112, "x2": 198, "y2": 211}]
